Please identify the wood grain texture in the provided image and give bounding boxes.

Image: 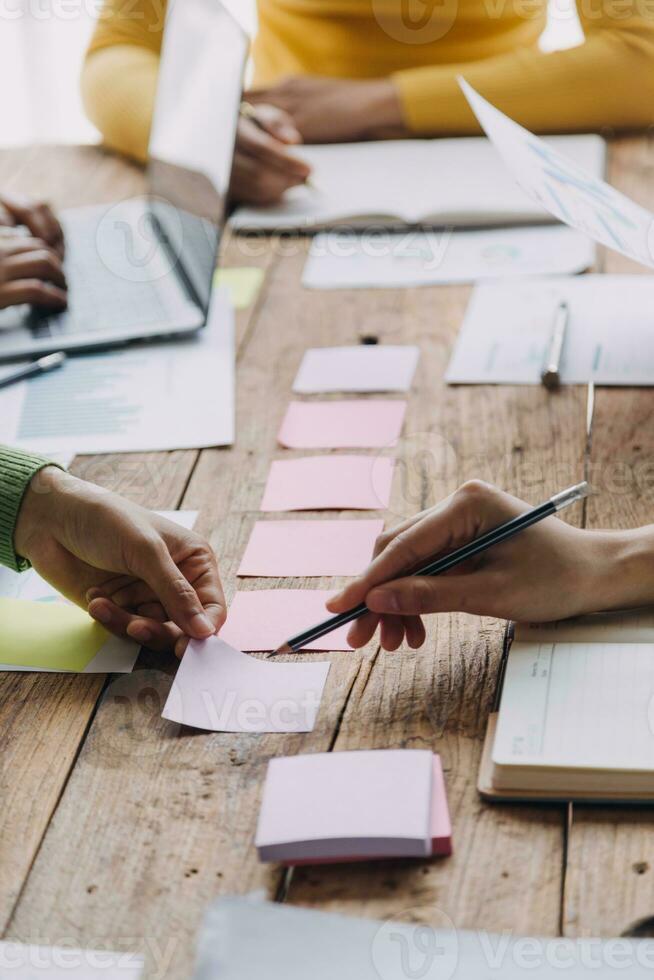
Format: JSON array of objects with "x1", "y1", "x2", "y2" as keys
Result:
[
  {"x1": 287, "y1": 256, "x2": 587, "y2": 936},
  {"x1": 562, "y1": 132, "x2": 654, "y2": 939},
  {"x1": 0, "y1": 148, "x2": 198, "y2": 935}
]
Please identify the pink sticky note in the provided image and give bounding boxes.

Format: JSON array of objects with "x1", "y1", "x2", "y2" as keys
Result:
[
  {"x1": 260, "y1": 456, "x2": 394, "y2": 512},
  {"x1": 278, "y1": 401, "x2": 406, "y2": 450},
  {"x1": 431, "y1": 754, "x2": 453, "y2": 856},
  {"x1": 255, "y1": 749, "x2": 434, "y2": 863},
  {"x1": 162, "y1": 636, "x2": 331, "y2": 733},
  {"x1": 219, "y1": 590, "x2": 353, "y2": 651},
  {"x1": 238, "y1": 519, "x2": 384, "y2": 577}
]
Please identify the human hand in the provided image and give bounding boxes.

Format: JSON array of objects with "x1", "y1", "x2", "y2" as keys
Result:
[
  {"x1": 14, "y1": 467, "x2": 226, "y2": 657},
  {"x1": 246, "y1": 77, "x2": 405, "y2": 144},
  {"x1": 327, "y1": 481, "x2": 622, "y2": 651},
  {"x1": 0, "y1": 233, "x2": 67, "y2": 311},
  {"x1": 231, "y1": 104, "x2": 311, "y2": 205},
  {"x1": 0, "y1": 192, "x2": 64, "y2": 257}
]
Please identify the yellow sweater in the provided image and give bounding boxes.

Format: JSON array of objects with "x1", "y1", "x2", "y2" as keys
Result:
[{"x1": 82, "y1": 0, "x2": 654, "y2": 163}]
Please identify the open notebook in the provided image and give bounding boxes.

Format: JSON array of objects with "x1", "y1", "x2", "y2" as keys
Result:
[
  {"x1": 230, "y1": 136, "x2": 606, "y2": 232},
  {"x1": 479, "y1": 608, "x2": 654, "y2": 801},
  {"x1": 255, "y1": 749, "x2": 452, "y2": 864}
]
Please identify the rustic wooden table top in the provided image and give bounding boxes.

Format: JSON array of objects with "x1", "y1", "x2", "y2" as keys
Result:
[{"x1": 1, "y1": 138, "x2": 653, "y2": 978}]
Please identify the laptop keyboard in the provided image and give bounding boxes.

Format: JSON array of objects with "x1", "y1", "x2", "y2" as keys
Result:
[{"x1": 35, "y1": 207, "x2": 200, "y2": 337}]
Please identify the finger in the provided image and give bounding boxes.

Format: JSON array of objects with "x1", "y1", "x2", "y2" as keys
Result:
[
  {"x1": 135, "y1": 602, "x2": 168, "y2": 622},
  {"x1": 126, "y1": 617, "x2": 182, "y2": 652},
  {"x1": 88, "y1": 597, "x2": 182, "y2": 652},
  {"x1": 237, "y1": 118, "x2": 310, "y2": 178},
  {"x1": 379, "y1": 614, "x2": 406, "y2": 652},
  {"x1": 366, "y1": 573, "x2": 491, "y2": 617},
  {"x1": 328, "y1": 500, "x2": 464, "y2": 613},
  {"x1": 3, "y1": 249, "x2": 67, "y2": 288},
  {"x1": 404, "y1": 616, "x2": 426, "y2": 649},
  {"x1": 346, "y1": 610, "x2": 380, "y2": 650},
  {"x1": 136, "y1": 541, "x2": 219, "y2": 639},
  {"x1": 231, "y1": 154, "x2": 305, "y2": 205},
  {"x1": 189, "y1": 557, "x2": 227, "y2": 634},
  {"x1": 249, "y1": 104, "x2": 302, "y2": 144},
  {"x1": 1, "y1": 236, "x2": 52, "y2": 258},
  {"x1": 20, "y1": 203, "x2": 64, "y2": 251},
  {"x1": 174, "y1": 635, "x2": 189, "y2": 659},
  {"x1": 0, "y1": 279, "x2": 67, "y2": 310},
  {"x1": 104, "y1": 579, "x2": 158, "y2": 609}
]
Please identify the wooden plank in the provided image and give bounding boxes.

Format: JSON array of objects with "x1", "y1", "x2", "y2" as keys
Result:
[
  {"x1": 0, "y1": 147, "x2": 200, "y2": 934},
  {"x1": 563, "y1": 132, "x2": 654, "y2": 939},
  {"x1": 4, "y1": 239, "x2": 374, "y2": 975},
  {"x1": 287, "y1": 273, "x2": 588, "y2": 934}
]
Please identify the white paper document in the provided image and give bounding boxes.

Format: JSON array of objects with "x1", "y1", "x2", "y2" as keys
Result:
[
  {"x1": 0, "y1": 290, "x2": 235, "y2": 455},
  {"x1": 162, "y1": 636, "x2": 331, "y2": 733},
  {"x1": 230, "y1": 135, "x2": 605, "y2": 232},
  {"x1": 193, "y1": 896, "x2": 654, "y2": 980},
  {"x1": 302, "y1": 226, "x2": 595, "y2": 289},
  {"x1": 460, "y1": 79, "x2": 654, "y2": 270},
  {"x1": 446, "y1": 275, "x2": 654, "y2": 385}
]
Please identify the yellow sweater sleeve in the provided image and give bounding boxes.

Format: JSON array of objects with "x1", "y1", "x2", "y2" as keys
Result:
[
  {"x1": 80, "y1": 0, "x2": 165, "y2": 163},
  {"x1": 393, "y1": 0, "x2": 654, "y2": 135}
]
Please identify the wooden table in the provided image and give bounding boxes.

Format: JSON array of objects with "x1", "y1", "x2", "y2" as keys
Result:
[{"x1": 1, "y1": 139, "x2": 654, "y2": 978}]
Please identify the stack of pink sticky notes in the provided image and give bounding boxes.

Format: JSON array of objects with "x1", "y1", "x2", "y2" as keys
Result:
[{"x1": 255, "y1": 749, "x2": 452, "y2": 864}]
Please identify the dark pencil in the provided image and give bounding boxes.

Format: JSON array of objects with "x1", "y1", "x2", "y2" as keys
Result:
[{"x1": 269, "y1": 481, "x2": 590, "y2": 656}]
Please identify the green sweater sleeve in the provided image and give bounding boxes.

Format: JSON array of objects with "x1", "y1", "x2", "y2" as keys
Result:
[{"x1": 0, "y1": 446, "x2": 63, "y2": 572}]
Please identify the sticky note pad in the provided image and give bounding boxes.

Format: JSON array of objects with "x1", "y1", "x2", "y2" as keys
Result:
[
  {"x1": 293, "y1": 345, "x2": 419, "y2": 394},
  {"x1": 219, "y1": 590, "x2": 352, "y2": 651},
  {"x1": 255, "y1": 749, "x2": 452, "y2": 863},
  {"x1": 162, "y1": 636, "x2": 331, "y2": 732},
  {"x1": 214, "y1": 267, "x2": 265, "y2": 309},
  {"x1": 238, "y1": 519, "x2": 384, "y2": 578},
  {"x1": 278, "y1": 400, "x2": 406, "y2": 450},
  {"x1": 260, "y1": 456, "x2": 395, "y2": 512},
  {"x1": 0, "y1": 597, "x2": 111, "y2": 672}
]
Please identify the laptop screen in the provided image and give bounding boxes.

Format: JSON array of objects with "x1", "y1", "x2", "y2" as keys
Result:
[{"x1": 146, "y1": 0, "x2": 247, "y2": 318}]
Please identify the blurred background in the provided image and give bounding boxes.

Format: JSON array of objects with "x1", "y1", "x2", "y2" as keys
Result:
[{"x1": 1, "y1": 0, "x2": 581, "y2": 147}]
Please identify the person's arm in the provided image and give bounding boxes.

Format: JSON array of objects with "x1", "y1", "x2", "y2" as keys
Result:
[
  {"x1": 393, "y1": 0, "x2": 654, "y2": 134},
  {"x1": 10, "y1": 463, "x2": 226, "y2": 656},
  {"x1": 81, "y1": 0, "x2": 312, "y2": 200},
  {"x1": 251, "y1": 0, "x2": 654, "y2": 141},
  {"x1": 327, "y1": 481, "x2": 654, "y2": 651},
  {"x1": 0, "y1": 447, "x2": 63, "y2": 571},
  {"x1": 81, "y1": 0, "x2": 163, "y2": 164}
]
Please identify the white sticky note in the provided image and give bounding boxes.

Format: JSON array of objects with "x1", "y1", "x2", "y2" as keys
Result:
[
  {"x1": 293, "y1": 346, "x2": 419, "y2": 394},
  {"x1": 162, "y1": 636, "x2": 331, "y2": 733}
]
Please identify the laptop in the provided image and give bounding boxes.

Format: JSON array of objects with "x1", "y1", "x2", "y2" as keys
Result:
[{"x1": 0, "y1": 0, "x2": 247, "y2": 362}]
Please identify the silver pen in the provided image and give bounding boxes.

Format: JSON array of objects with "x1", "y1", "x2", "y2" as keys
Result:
[
  {"x1": 0, "y1": 351, "x2": 66, "y2": 390},
  {"x1": 541, "y1": 301, "x2": 569, "y2": 389}
]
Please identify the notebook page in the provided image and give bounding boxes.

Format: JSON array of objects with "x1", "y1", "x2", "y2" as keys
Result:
[
  {"x1": 493, "y1": 641, "x2": 654, "y2": 770},
  {"x1": 515, "y1": 607, "x2": 654, "y2": 643},
  {"x1": 230, "y1": 136, "x2": 605, "y2": 230}
]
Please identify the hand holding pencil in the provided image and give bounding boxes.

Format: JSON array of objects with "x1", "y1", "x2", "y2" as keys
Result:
[{"x1": 321, "y1": 480, "x2": 615, "y2": 652}]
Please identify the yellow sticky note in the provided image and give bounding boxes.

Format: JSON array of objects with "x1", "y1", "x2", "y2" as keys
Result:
[
  {"x1": 0, "y1": 598, "x2": 109, "y2": 672},
  {"x1": 214, "y1": 267, "x2": 265, "y2": 310}
]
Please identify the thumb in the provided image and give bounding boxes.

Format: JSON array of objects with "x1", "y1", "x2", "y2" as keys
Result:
[
  {"x1": 366, "y1": 574, "x2": 486, "y2": 617},
  {"x1": 140, "y1": 543, "x2": 216, "y2": 639}
]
